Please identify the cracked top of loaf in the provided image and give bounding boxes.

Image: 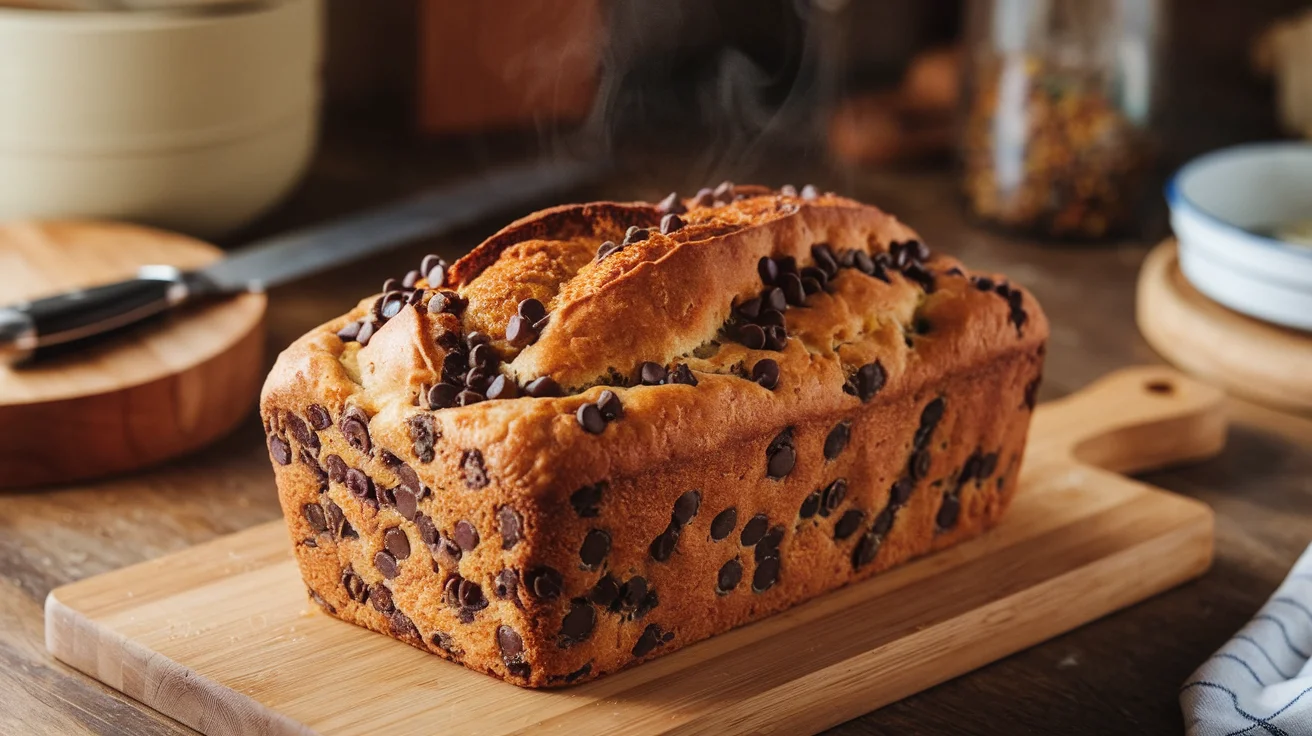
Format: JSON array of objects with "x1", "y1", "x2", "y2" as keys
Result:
[{"x1": 262, "y1": 183, "x2": 1048, "y2": 497}]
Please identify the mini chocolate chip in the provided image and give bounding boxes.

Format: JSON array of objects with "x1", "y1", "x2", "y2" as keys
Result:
[
  {"x1": 853, "y1": 531, "x2": 881, "y2": 568},
  {"x1": 672, "y1": 490, "x2": 702, "y2": 525},
  {"x1": 336, "y1": 320, "x2": 361, "y2": 342},
  {"x1": 660, "y1": 213, "x2": 685, "y2": 234},
  {"x1": 485, "y1": 375, "x2": 518, "y2": 400},
  {"x1": 342, "y1": 569, "x2": 368, "y2": 602},
  {"x1": 495, "y1": 569, "x2": 519, "y2": 600},
  {"x1": 305, "y1": 404, "x2": 332, "y2": 431},
  {"x1": 740, "y1": 513, "x2": 769, "y2": 546},
  {"x1": 579, "y1": 529, "x2": 611, "y2": 570},
  {"x1": 581, "y1": 577, "x2": 616, "y2": 610},
  {"x1": 639, "y1": 361, "x2": 668, "y2": 385},
  {"x1": 498, "y1": 507, "x2": 522, "y2": 549},
  {"x1": 824, "y1": 421, "x2": 851, "y2": 460},
  {"x1": 339, "y1": 407, "x2": 371, "y2": 454},
  {"x1": 559, "y1": 602, "x2": 596, "y2": 647},
  {"x1": 738, "y1": 323, "x2": 766, "y2": 350},
  {"x1": 497, "y1": 625, "x2": 524, "y2": 659},
  {"x1": 408, "y1": 414, "x2": 437, "y2": 463},
  {"x1": 656, "y1": 191, "x2": 685, "y2": 214},
  {"x1": 370, "y1": 582, "x2": 394, "y2": 613},
  {"x1": 751, "y1": 359, "x2": 780, "y2": 389},
  {"x1": 669, "y1": 363, "x2": 698, "y2": 386},
  {"x1": 633, "y1": 624, "x2": 664, "y2": 657},
  {"x1": 345, "y1": 468, "x2": 374, "y2": 500},
  {"x1": 506, "y1": 315, "x2": 537, "y2": 347},
  {"x1": 710, "y1": 507, "x2": 737, "y2": 541},
  {"x1": 919, "y1": 398, "x2": 945, "y2": 433},
  {"x1": 799, "y1": 491, "x2": 821, "y2": 519},
  {"x1": 384, "y1": 527, "x2": 411, "y2": 559},
  {"x1": 527, "y1": 567, "x2": 563, "y2": 599},
  {"x1": 716, "y1": 559, "x2": 743, "y2": 594},
  {"x1": 849, "y1": 361, "x2": 887, "y2": 402},
  {"x1": 375, "y1": 550, "x2": 399, "y2": 579},
  {"x1": 525, "y1": 376, "x2": 562, "y2": 398},
  {"x1": 596, "y1": 240, "x2": 621, "y2": 261},
  {"x1": 649, "y1": 521, "x2": 681, "y2": 562},
  {"x1": 834, "y1": 509, "x2": 865, "y2": 540},
  {"x1": 454, "y1": 520, "x2": 479, "y2": 551},
  {"x1": 571, "y1": 482, "x2": 605, "y2": 517},
  {"x1": 766, "y1": 429, "x2": 796, "y2": 480},
  {"x1": 890, "y1": 478, "x2": 914, "y2": 505},
  {"x1": 356, "y1": 320, "x2": 376, "y2": 346},
  {"x1": 302, "y1": 503, "x2": 327, "y2": 532},
  {"x1": 456, "y1": 389, "x2": 484, "y2": 406},
  {"x1": 820, "y1": 479, "x2": 847, "y2": 517},
  {"x1": 269, "y1": 435, "x2": 291, "y2": 465},
  {"x1": 800, "y1": 184, "x2": 819, "y2": 200},
  {"x1": 620, "y1": 576, "x2": 648, "y2": 610},
  {"x1": 461, "y1": 449, "x2": 488, "y2": 489},
  {"x1": 758, "y1": 257, "x2": 780, "y2": 286},
  {"x1": 937, "y1": 494, "x2": 961, "y2": 529},
  {"x1": 415, "y1": 513, "x2": 438, "y2": 546},
  {"x1": 576, "y1": 403, "x2": 606, "y2": 434},
  {"x1": 909, "y1": 449, "x2": 931, "y2": 481},
  {"x1": 694, "y1": 187, "x2": 715, "y2": 206},
  {"x1": 752, "y1": 557, "x2": 781, "y2": 592},
  {"x1": 597, "y1": 390, "x2": 623, "y2": 421}
]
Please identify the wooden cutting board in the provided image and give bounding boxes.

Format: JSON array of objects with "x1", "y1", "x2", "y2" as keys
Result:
[{"x1": 44, "y1": 366, "x2": 1222, "y2": 736}]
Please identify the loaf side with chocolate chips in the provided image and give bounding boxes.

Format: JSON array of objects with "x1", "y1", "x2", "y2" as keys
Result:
[{"x1": 261, "y1": 183, "x2": 1048, "y2": 687}]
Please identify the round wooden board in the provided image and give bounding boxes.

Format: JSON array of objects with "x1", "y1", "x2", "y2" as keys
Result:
[
  {"x1": 1137, "y1": 239, "x2": 1312, "y2": 413},
  {"x1": 0, "y1": 221, "x2": 266, "y2": 488}
]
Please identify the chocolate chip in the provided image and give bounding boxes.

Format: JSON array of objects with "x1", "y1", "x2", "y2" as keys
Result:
[
  {"x1": 571, "y1": 528, "x2": 611, "y2": 570},
  {"x1": 576, "y1": 403, "x2": 606, "y2": 434},
  {"x1": 342, "y1": 569, "x2": 368, "y2": 602},
  {"x1": 694, "y1": 187, "x2": 715, "y2": 206},
  {"x1": 979, "y1": 452, "x2": 999, "y2": 478},
  {"x1": 373, "y1": 291, "x2": 405, "y2": 321},
  {"x1": 902, "y1": 262, "x2": 936, "y2": 293},
  {"x1": 336, "y1": 320, "x2": 361, "y2": 342},
  {"x1": 633, "y1": 624, "x2": 664, "y2": 657},
  {"x1": 497, "y1": 625, "x2": 524, "y2": 659},
  {"x1": 752, "y1": 557, "x2": 781, "y2": 592},
  {"x1": 649, "y1": 521, "x2": 681, "y2": 562},
  {"x1": 620, "y1": 576, "x2": 648, "y2": 610},
  {"x1": 564, "y1": 663, "x2": 593, "y2": 684},
  {"x1": 377, "y1": 485, "x2": 397, "y2": 507},
  {"x1": 853, "y1": 531, "x2": 881, "y2": 569},
  {"x1": 937, "y1": 494, "x2": 960, "y2": 529},
  {"x1": 497, "y1": 507, "x2": 522, "y2": 549},
  {"x1": 656, "y1": 191, "x2": 685, "y2": 214},
  {"x1": 369, "y1": 582, "x2": 394, "y2": 613},
  {"x1": 415, "y1": 513, "x2": 438, "y2": 546},
  {"x1": 764, "y1": 286, "x2": 787, "y2": 312},
  {"x1": 873, "y1": 505, "x2": 895, "y2": 535},
  {"x1": 716, "y1": 559, "x2": 743, "y2": 594},
  {"x1": 495, "y1": 569, "x2": 519, "y2": 600},
  {"x1": 463, "y1": 370, "x2": 489, "y2": 395},
  {"x1": 485, "y1": 375, "x2": 518, "y2": 400},
  {"x1": 394, "y1": 487, "x2": 418, "y2": 521},
  {"x1": 666, "y1": 491, "x2": 700, "y2": 528},
  {"x1": 638, "y1": 592, "x2": 661, "y2": 618},
  {"x1": 597, "y1": 390, "x2": 623, "y2": 421},
  {"x1": 800, "y1": 273, "x2": 824, "y2": 296},
  {"x1": 467, "y1": 343, "x2": 497, "y2": 372},
  {"x1": 759, "y1": 309, "x2": 785, "y2": 329},
  {"x1": 432, "y1": 631, "x2": 460, "y2": 655},
  {"x1": 325, "y1": 455, "x2": 347, "y2": 484},
  {"x1": 383, "y1": 527, "x2": 411, "y2": 560},
  {"x1": 457, "y1": 389, "x2": 484, "y2": 407},
  {"x1": 441, "y1": 352, "x2": 468, "y2": 385},
  {"x1": 427, "y1": 383, "x2": 459, "y2": 410},
  {"x1": 751, "y1": 359, "x2": 780, "y2": 390},
  {"x1": 848, "y1": 361, "x2": 887, "y2": 402},
  {"x1": 766, "y1": 429, "x2": 796, "y2": 480},
  {"x1": 660, "y1": 213, "x2": 685, "y2": 234},
  {"x1": 390, "y1": 610, "x2": 421, "y2": 641},
  {"x1": 707, "y1": 508, "x2": 737, "y2": 542},
  {"x1": 740, "y1": 513, "x2": 769, "y2": 546},
  {"x1": 284, "y1": 413, "x2": 317, "y2": 451},
  {"x1": 527, "y1": 567, "x2": 563, "y2": 599},
  {"x1": 972, "y1": 275, "x2": 995, "y2": 291},
  {"x1": 408, "y1": 414, "x2": 437, "y2": 463},
  {"x1": 570, "y1": 483, "x2": 604, "y2": 517},
  {"x1": 461, "y1": 449, "x2": 488, "y2": 489},
  {"x1": 506, "y1": 661, "x2": 532, "y2": 679},
  {"x1": 823, "y1": 421, "x2": 851, "y2": 460},
  {"x1": 820, "y1": 479, "x2": 847, "y2": 517},
  {"x1": 639, "y1": 361, "x2": 667, "y2": 385},
  {"x1": 559, "y1": 602, "x2": 596, "y2": 648},
  {"x1": 304, "y1": 404, "x2": 332, "y2": 432},
  {"x1": 909, "y1": 449, "x2": 931, "y2": 481},
  {"x1": 506, "y1": 315, "x2": 537, "y2": 347},
  {"x1": 781, "y1": 273, "x2": 806, "y2": 307},
  {"x1": 834, "y1": 509, "x2": 865, "y2": 540},
  {"x1": 738, "y1": 323, "x2": 766, "y2": 350},
  {"x1": 374, "y1": 550, "x2": 399, "y2": 579},
  {"x1": 669, "y1": 363, "x2": 698, "y2": 386},
  {"x1": 759, "y1": 257, "x2": 780, "y2": 286},
  {"x1": 459, "y1": 579, "x2": 487, "y2": 611},
  {"x1": 800, "y1": 184, "x2": 819, "y2": 200},
  {"x1": 345, "y1": 468, "x2": 374, "y2": 500},
  {"x1": 355, "y1": 320, "x2": 376, "y2": 346},
  {"x1": 427, "y1": 290, "x2": 465, "y2": 316},
  {"x1": 890, "y1": 478, "x2": 914, "y2": 505},
  {"x1": 308, "y1": 588, "x2": 335, "y2": 614},
  {"x1": 1024, "y1": 376, "x2": 1041, "y2": 410},
  {"x1": 736, "y1": 297, "x2": 763, "y2": 322},
  {"x1": 799, "y1": 491, "x2": 821, "y2": 519},
  {"x1": 713, "y1": 181, "x2": 735, "y2": 202},
  {"x1": 919, "y1": 398, "x2": 945, "y2": 436},
  {"x1": 590, "y1": 575, "x2": 620, "y2": 607},
  {"x1": 595, "y1": 240, "x2": 621, "y2": 261},
  {"x1": 755, "y1": 526, "x2": 784, "y2": 562},
  {"x1": 454, "y1": 520, "x2": 479, "y2": 551},
  {"x1": 303, "y1": 503, "x2": 327, "y2": 532},
  {"x1": 324, "y1": 499, "x2": 349, "y2": 538},
  {"x1": 340, "y1": 407, "x2": 371, "y2": 454},
  {"x1": 268, "y1": 435, "x2": 291, "y2": 465},
  {"x1": 434, "y1": 535, "x2": 460, "y2": 571},
  {"x1": 525, "y1": 376, "x2": 562, "y2": 398}
]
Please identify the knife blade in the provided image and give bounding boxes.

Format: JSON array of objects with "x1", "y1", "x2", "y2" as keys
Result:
[{"x1": 0, "y1": 159, "x2": 603, "y2": 365}]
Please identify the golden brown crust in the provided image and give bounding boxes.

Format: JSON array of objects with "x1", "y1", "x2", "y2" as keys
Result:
[{"x1": 261, "y1": 185, "x2": 1048, "y2": 687}]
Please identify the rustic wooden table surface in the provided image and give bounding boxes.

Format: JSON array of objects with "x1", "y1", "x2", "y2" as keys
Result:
[{"x1": 4, "y1": 4, "x2": 1312, "y2": 733}]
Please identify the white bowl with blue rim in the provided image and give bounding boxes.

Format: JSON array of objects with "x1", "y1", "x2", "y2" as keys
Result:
[{"x1": 1167, "y1": 142, "x2": 1312, "y2": 332}]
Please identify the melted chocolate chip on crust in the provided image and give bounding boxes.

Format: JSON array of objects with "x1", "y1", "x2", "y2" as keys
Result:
[
  {"x1": 571, "y1": 482, "x2": 605, "y2": 517},
  {"x1": 823, "y1": 421, "x2": 851, "y2": 460},
  {"x1": 589, "y1": 574, "x2": 620, "y2": 607},
  {"x1": 559, "y1": 602, "x2": 596, "y2": 647},
  {"x1": 526, "y1": 567, "x2": 564, "y2": 599},
  {"x1": 752, "y1": 557, "x2": 781, "y2": 592},
  {"x1": 268, "y1": 435, "x2": 291, "y2": 465},
  {"x1": 740, "y1": 513, "x2": 769, "y2": 546},
  {"x1": 710, "y1": 507, "x2": 737, "y2": 541},
  {"x1": 752, "y1": 359, "x2": 780, "y2": 390},
  {"x1": 495, "y1": 569, "x2": 519, "y2": 601},
  {"x1": 497, "y1": 625, "x2": 524, "y2": 659},
  {"x1": 340, "y1": 407, "x2": 372, "y2": 454},
  {"x1": 890, "y1": 478, "x2": 914, "y2": 505},
  {"x1": 649, "y1": 521, "x2": 682, "y2": 562},
  {"x1": 285, "y1": 413, "x2": 317, "y2": 451},
  {"x1": 408, "y1": 414, "x2": 438, "y2": 463},
  {"x1": 498, "y1": 506, "x2": 522, "y2": 549},
  {"x1": 453, "y1": 520, "x2": 479, "y2": 551},
  {"x1": 302, "y1": 503, "x2": 327, "y2": 533},
  {"x1": 766, "y1": 429, "x2": 797, "y2": 480},
  {"x1": 672, "y1": 490, "x2": 702, "y2": 525},
  {"x1": 937, "y1": 494, "x2": 961, "y2": 529},
  {"x1": 344, "y1": 468, "x2": 374, "y2": 501},
  {"x1": 716, "y1": 559, "x2": 743, "y2": 594},
  {"x1": 525, "y1": 376, "x2": 562, "y2": 398},
  {"x1": 374, "y1": 550, "x2": 400, "y2": 579},
  {"x1": 383, "y1": 527, "x2": 411, "y2": 560},
  {"x1": 461, "y1": 450, "x2": 488, "y2": 489},
  {"x1": 342, "y1": 569, "x2": 368, "y2": 603},
  {"x1": 799, "y1": 491, "x2": 821, "y2": 519},
  {"x1": 669, "y1": 363, "x2": 699, "y2": 386},
  {"x1": 639, "y1": 361, "x2": 668, "y2": 385},
  {"x1": 834, "y1": 509, "x2": 865, "y2": 540},
  {"x1": 580, "y1": 529, "x2": 611, "y2": 570},
  {"x1": 369, "y1": 582, "x2": 394, "y2": 614},
  {"x1": 819, "y1": 479, "x2": 847, "y2": 517},
  {"x1": 576, "y1": 403, "x2": 606, "y2": 434},
  {"x1": 619, "y1": 576, "x2": 648, "y2": 611},
  {"x1": 845, "y1": 361, "x2": 887, "y2": 402}
]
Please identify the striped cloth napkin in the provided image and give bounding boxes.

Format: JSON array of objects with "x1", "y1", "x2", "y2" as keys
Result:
[{"x1": 1183, "y1": 544, "x2": 1312, "y2": 736}]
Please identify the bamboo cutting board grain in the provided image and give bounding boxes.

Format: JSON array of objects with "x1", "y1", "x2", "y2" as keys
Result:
[{"x1": 45, "y1": 366, "x2": 1222, "y2": 736}]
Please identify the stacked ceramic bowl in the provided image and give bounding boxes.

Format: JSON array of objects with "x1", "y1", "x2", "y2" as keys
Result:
[
  {"x1": 1167, "y1": 143, "x2": 1312, "y2": 331},
  {"x1": 0, "y1": 0, "x2": 322, "y2": 238}
]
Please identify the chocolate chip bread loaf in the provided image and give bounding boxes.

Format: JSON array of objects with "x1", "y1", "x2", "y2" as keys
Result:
[{"x1": 261, "y1": 182, "x2": 1047, "y2": 688}]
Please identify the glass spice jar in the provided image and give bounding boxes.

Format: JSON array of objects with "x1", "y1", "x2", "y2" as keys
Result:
[{"x1": 961, "y1": 0, "x2": 1163, "y2": 239}]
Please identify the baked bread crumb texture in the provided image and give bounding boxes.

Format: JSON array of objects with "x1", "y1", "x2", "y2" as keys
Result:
[{"x1": 261, "y1": 182, "x2": 1048, "y2": 687}]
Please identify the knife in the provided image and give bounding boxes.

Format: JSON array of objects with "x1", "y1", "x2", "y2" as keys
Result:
[{"x1": 0, "y1": 159, "x2": 602, "y2": 365}]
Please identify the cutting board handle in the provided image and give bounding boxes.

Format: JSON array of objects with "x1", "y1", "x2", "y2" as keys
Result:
[{"x1": 1027, "y1": 366, "x2": 1227, "y2": 476}]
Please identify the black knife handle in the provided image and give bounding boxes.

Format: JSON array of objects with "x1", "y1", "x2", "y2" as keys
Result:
[{"x1": 0, "y1": 266, "x2": 191, "y2": 365}]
